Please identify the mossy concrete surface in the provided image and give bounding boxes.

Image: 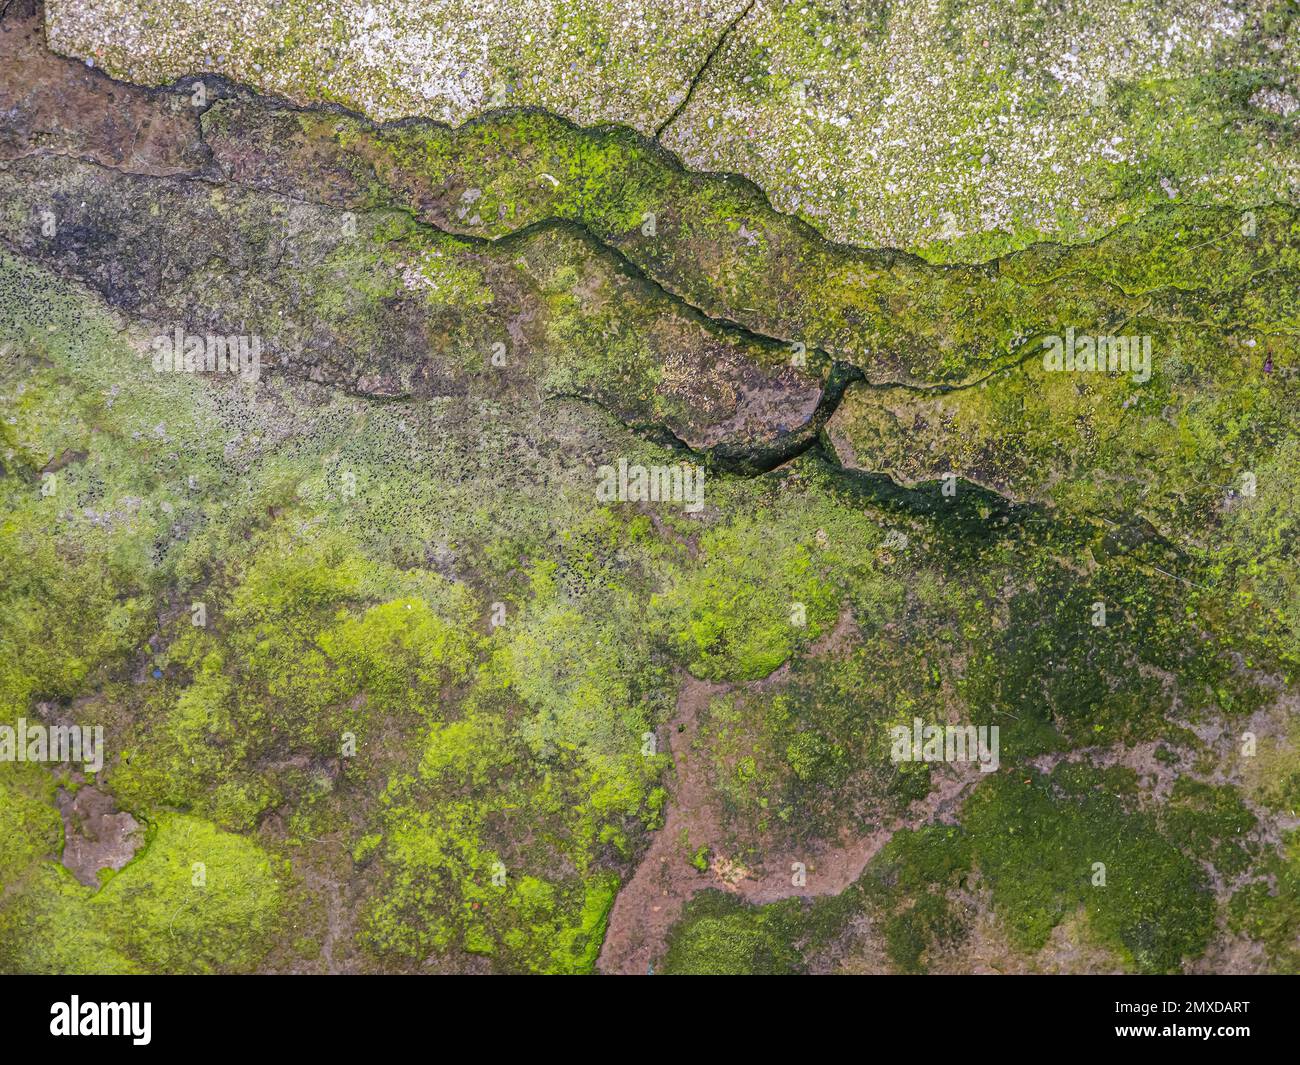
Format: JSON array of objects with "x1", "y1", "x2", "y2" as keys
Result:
[
  {"x1": 45, "y1": 0, "x2": 1300, "y2": 258},
  {"x1": 2, "y1": 2, "x2": 1299, "y2": 975}
]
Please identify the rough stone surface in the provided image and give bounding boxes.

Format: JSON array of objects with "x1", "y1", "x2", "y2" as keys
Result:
[
  {"x1": 57, "y1": 786, "x2": 146, "y2": 888},
  {"x1": 44, "y1": 0, "x2": 1300, "y2": 257}
]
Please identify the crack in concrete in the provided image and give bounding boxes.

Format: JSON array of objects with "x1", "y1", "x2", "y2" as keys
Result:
[{"x1": 653, "y1": 0, "x2": 756, "y2": 142}]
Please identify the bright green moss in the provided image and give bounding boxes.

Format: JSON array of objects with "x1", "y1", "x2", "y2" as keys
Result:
[
  {"x1": 357, "y1": 512, "x2": 670, "y2": 973},
  {"x1": 858, "y1": 825, "x2": 973, "y2": 974},
  {"x1": 362, "y1": 729, "x2": 635, "y2": 973},
  {"x1": 545, "y1": 873, "x2": 619, "y2": 975},
  {"x1": 0, "y1": 813, "x2": 284, "y2": 975},
  {"x1": 692, "y1": 635, "x2": 935, "y2": 854},
  {"x1": 92, "y1": 814, "x2": 286, "y2": 974},
  {"x1": 651, "y1": 511, "x2": 841, "y2": 681},
  {"x1": 0, "y1": 774, "x2": 63, "y2": 893},
  {"x1": 0, "y1": 862, "x2": 143, "y2": 975}
]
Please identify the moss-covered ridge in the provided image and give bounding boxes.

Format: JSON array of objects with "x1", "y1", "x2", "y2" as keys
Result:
[
  {"x1": 5, "y1": 23, "x2": 1299, "y2": 546},
  {"x1": 7, "y1": 8, "x2": 1297, "y2": 395},
  {"x1": 0, "y1": 153, "x2": 826, "y2": 458},
  {"x1": 201, "y1": 96, "x2": 1300, "y2": 390}
]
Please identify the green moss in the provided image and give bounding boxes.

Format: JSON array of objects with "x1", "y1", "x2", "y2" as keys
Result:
[
  {"x1": 0, "y1": 774, "x2": 63, "y2": 892},
  {"x1": 651, "y1": 510, "x2": 841, "y2": 681},
  {"x1": 963, "y1": 768, "x2": 1215, "y2": 973},
  {"x1": 199, "y1": 95, "x2": 1300, "y2": 392},
  {"x1": 1160, "y1": 778, "x2": 1258, "y2": 880},
  {"x1": 1229, "y1": 830, "x2": 1300, "y2": 973},
  {"x1": 547, "y1": 873, "x2": 619, "y2": 975},
  {"x1": 662, "y1": 891, "x2": 805, "y2": 975},
  {"x1": 357, "y1": 514, "x2": 669, "y2": 973},
  {"x1": 692, "y1": 636, "x2": 934, "y2": 854},
  {"x1": 0, "y1": 813, "x2": 284, "y2": 974},
  {"x1": 3, "y1": 40, "x2": 1299, "y2": 977},
  {"x1": 361, "y1": 725, "x2": 634, "y2": 973},
  {"x1": 109, "y1": 528, "x2": 480, "y2": 825},
  {"x1": 1239, "y1": 717, "x2": 1300, "y2": 813},
  {"x1": 859, "y1": 825, "x2": 973, "y2": 973},
  {"x1": 92, "y1": 813, "x2": 286, "y2": 973},
  {"x1": 0, "y1": 863, "x2": 143, "y2": 975}
]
